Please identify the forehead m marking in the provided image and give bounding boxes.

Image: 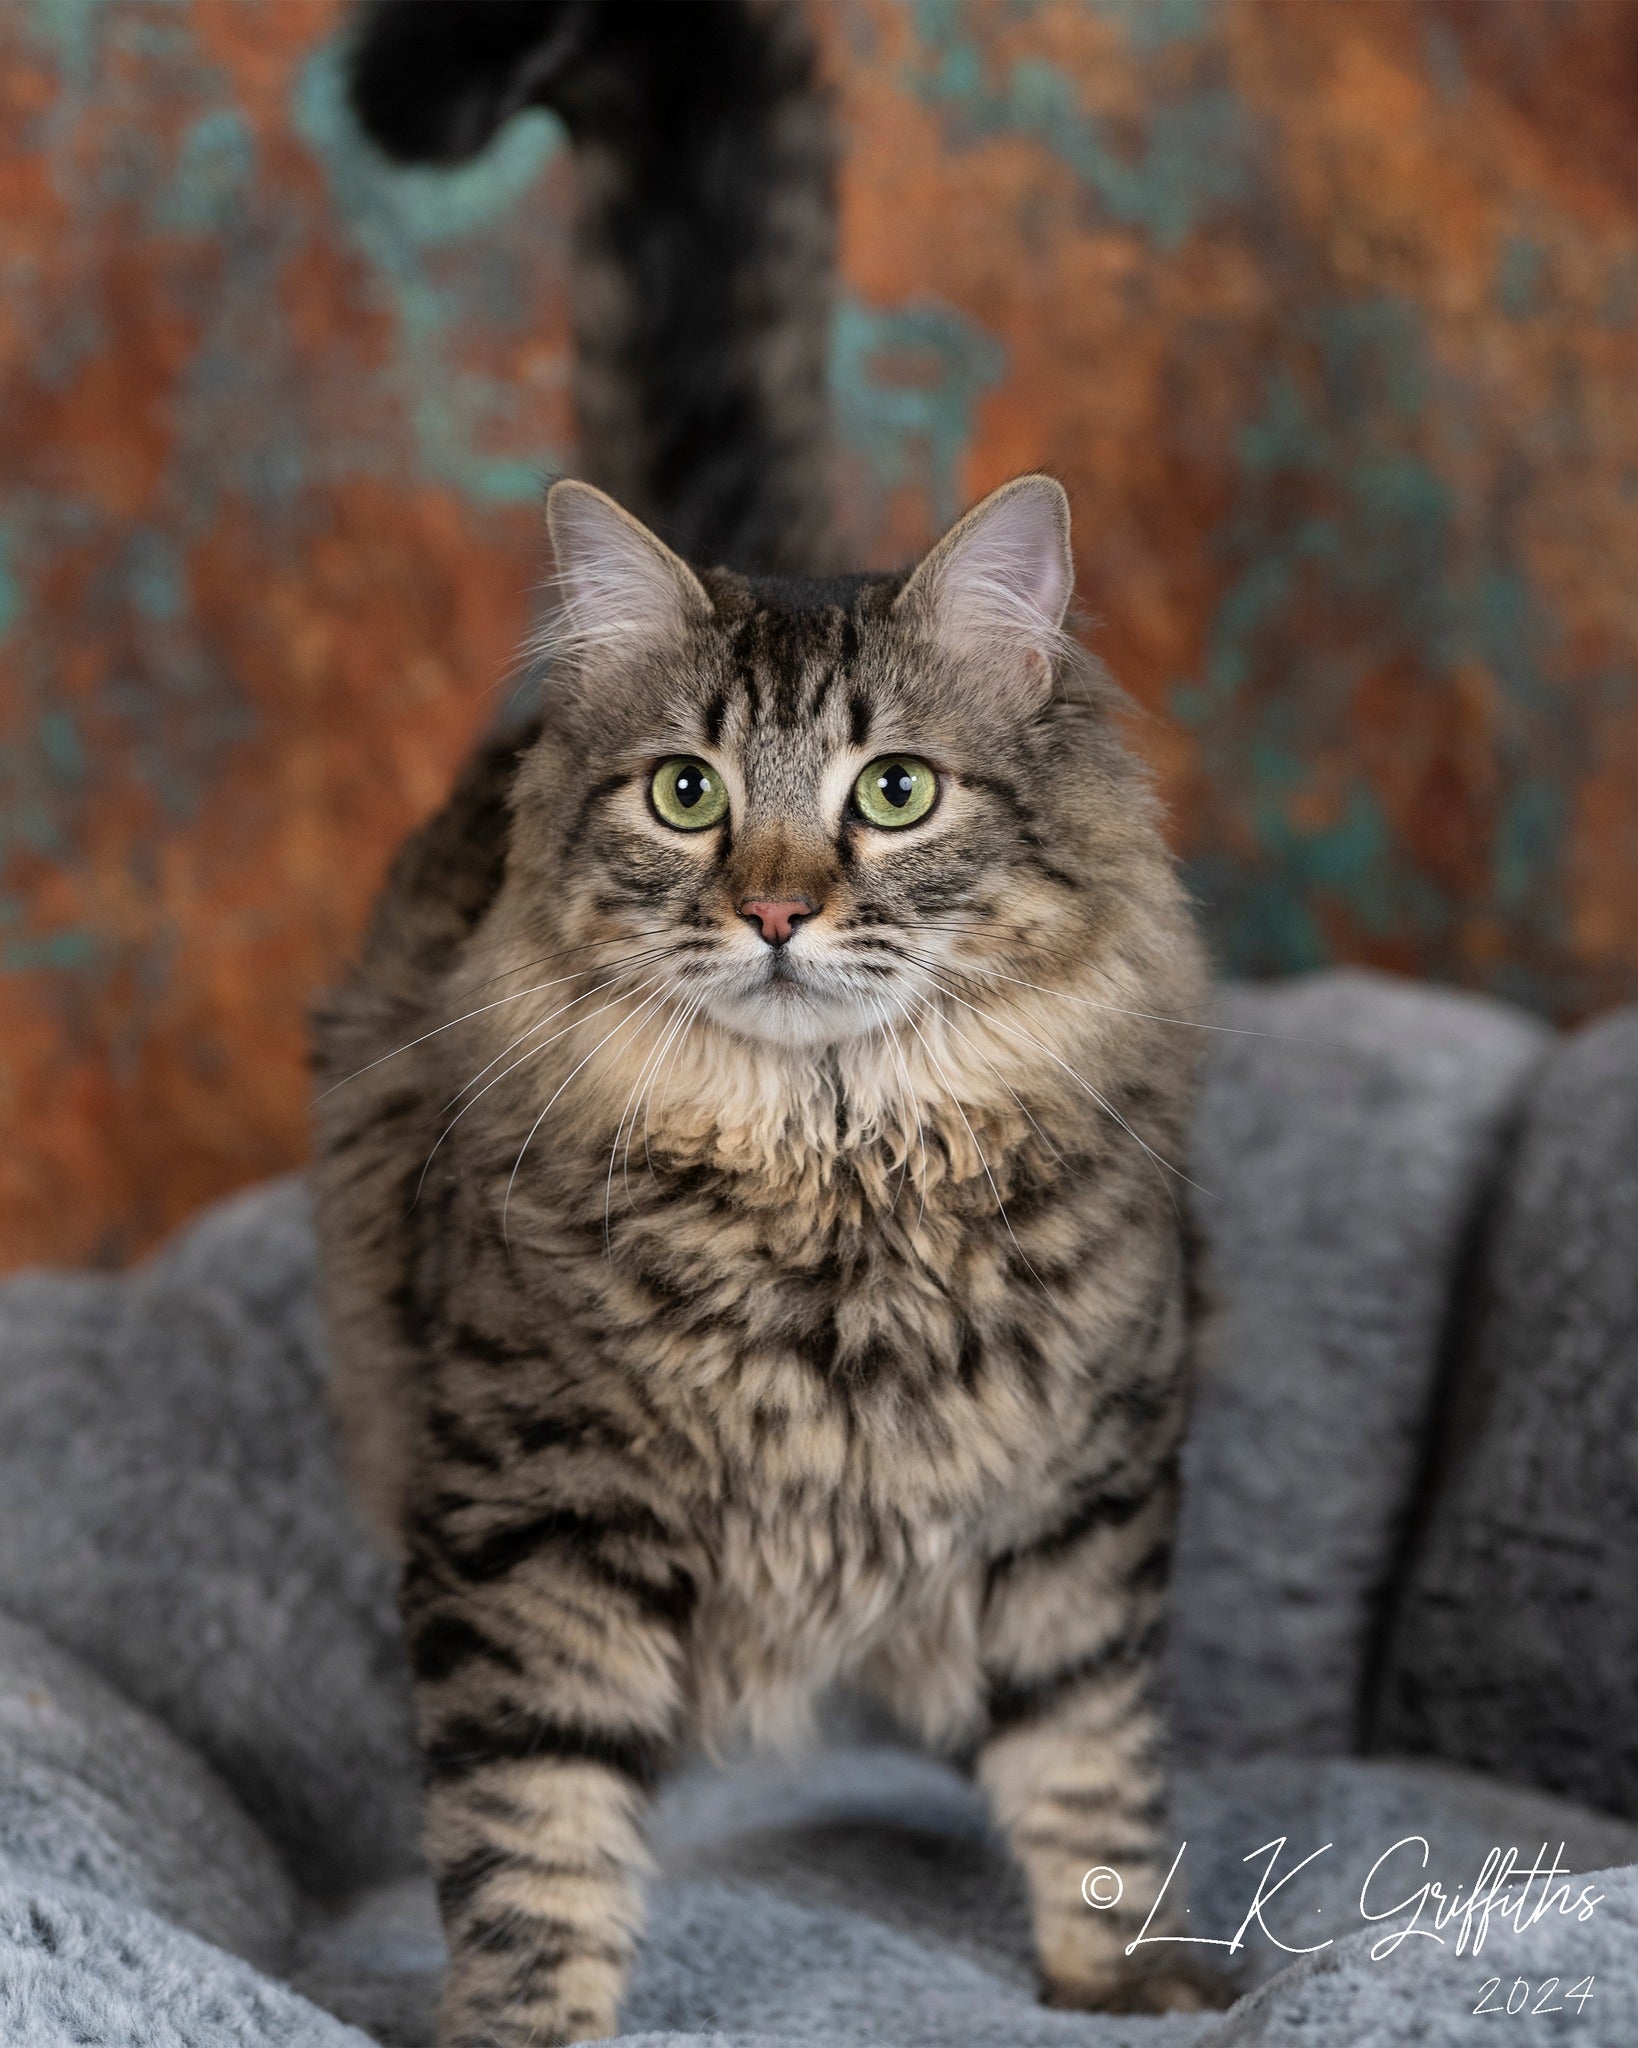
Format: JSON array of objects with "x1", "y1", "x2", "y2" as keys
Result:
[
  {"x1": 743, "y1": 604, "x2": 870, "y2": 744},
  {"x1": 748, "y1": 605, "x2": 816, "y2": 726}
]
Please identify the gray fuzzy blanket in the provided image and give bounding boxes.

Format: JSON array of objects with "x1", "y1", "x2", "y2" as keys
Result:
[{"x1": 3, "y1": 970, "x2": 1636, "y2": 2047}]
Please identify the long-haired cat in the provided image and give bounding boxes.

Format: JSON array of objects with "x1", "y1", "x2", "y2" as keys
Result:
[{"x1": 317, "y1": 5, "x2": 1220, "y2": 2043}]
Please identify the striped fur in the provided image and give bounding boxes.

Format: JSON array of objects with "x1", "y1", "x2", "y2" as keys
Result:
[{"x1": 313, "y1": 472, "x2": 1222, "y2": 2042}]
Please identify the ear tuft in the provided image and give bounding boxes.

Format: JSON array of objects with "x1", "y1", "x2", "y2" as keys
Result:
[
  {"x1": 543, "y1": 480, "x2": 710, "y2": 661},
  {"x1": 895, "y1": 474, "x2": 1074, "y2": 680}
]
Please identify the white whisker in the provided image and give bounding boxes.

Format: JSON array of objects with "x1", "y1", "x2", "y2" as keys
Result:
[
  {"x1": 894, "y1": 933, "x2": 1313, "y2": 1044},
  {"x1": 901, "y1": 1002, "x2": 1053, "y2": 1302},
  {"x1": 867, "y1": 996, "x2": 923, "y2": 1238},
  {"x1": 444, "y1": 925, "x2": 683, "y2": 998},
  {"x1": 627, "y1": 991, "x2": 703, "y2": 1198},
  {"x1": 413, "y1": 976, "x2": 664, "y2": 1209},
  {"x1": 919, "y1": 970, "x2": 1207, "y2": 1210},
  {"x1": 638, "y1": 991, "x2": 706, "y2": 1185},
  {"x1": 934, "y1": 1002, "x2": 1067, "y2": 1169},
  {"x1": 317, "y1": 936, "x2": 677, "y2": 1098},
  {"x1": 504, "y1": 986, "x2": 672, "y2": 1243},
  {"x1": 603, "y1": 994, "x2": 695, "y2": 1250},
  {"x1": 444, "y1": 970, "x2": 656, "y2": 1111}
]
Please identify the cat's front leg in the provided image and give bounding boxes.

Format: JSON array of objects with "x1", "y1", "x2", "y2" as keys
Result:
[
  {"x1": 403, "y1": 1495, "x2": 696, "y2": 2048},
  {"x1": 976, "y1": 1474, "x2": 1229, "y2": 2014}
]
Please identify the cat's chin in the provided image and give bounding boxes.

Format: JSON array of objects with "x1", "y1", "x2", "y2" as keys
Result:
[{"x1": 703, "y1": 978, "x2": 884, "y2": 1052}]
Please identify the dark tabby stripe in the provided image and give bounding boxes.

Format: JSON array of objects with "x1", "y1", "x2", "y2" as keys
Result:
[
  {"x1": 410, "y1": 1614, "x2": 525, "y2": 1685},
  {"x1": 424, "y1": 1713, "x2": 663, "y2": 1788}
]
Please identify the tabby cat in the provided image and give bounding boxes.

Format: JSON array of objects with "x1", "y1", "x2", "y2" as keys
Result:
[{"x1": 316, "y1": 5, "x2": 1218, "y2": 2044}]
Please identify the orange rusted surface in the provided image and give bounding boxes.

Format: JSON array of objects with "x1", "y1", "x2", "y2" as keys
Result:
[{"x1": 2, "y1": 0, "x2": 1636, "y2": 1270}]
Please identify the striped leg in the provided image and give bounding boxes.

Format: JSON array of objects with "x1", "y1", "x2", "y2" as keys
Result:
[
  {"x1": 404, "y1": 1499, "x2": 695, "y2": 2047},
  {"x1": 977, "y1": 1474, "x2": 1225, "y2": 2013}
]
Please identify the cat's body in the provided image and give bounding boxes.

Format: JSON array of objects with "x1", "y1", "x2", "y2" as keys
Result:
[{"x1": 317, "y1": 7, "x2": 1218, "y2": 2044}]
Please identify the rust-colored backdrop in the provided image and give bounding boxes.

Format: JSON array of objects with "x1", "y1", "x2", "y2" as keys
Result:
[{"x1": 3, "y1": 0, "x2": 1637, "y2": 1271}]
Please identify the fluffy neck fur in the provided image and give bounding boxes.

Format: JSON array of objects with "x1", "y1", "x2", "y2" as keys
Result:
[{"x1": 461, "y1": 875, "x2": 1199, "y2": 1224}]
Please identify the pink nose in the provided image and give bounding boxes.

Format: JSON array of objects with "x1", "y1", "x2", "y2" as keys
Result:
[{"x1": 739, "y1": 897, "x2": 814, "y2": 947}]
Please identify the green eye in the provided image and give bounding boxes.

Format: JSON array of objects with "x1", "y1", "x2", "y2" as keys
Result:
[
  {"x1": 651, "y1": 757, "x2": 728, "y2": 831},
  {"x1": 853, "y1": 756, "x2": 937, "y2": 829}
]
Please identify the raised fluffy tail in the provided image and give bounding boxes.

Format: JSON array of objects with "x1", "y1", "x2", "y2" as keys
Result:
[{"x1": 348, "y1": 0, "x2": 836, "y2": 574}]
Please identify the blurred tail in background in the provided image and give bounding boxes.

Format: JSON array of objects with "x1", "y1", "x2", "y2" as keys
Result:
[{"x1": 348, "y1": 0, "x2": 836, "y2": 575}]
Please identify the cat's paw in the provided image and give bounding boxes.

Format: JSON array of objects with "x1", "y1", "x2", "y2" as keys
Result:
[
  {"x1": 1042, "y1": 1958, "x2": 1238, "y2": 2015},
  {"x1": 439, "y1": 1986, "x2": 616, "y2": 2048}
]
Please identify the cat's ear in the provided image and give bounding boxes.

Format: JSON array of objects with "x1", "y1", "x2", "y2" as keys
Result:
[
  {"x1": 894, "y1": 474, "x2": 1074, "y2": 692},
  {"x1": 545, "y1": 480, "x2": 711, "y2": 659}
]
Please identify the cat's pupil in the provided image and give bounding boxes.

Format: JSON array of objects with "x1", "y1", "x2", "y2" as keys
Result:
[
  {"x1": 878, "y1": 764, "x2": 915, "y2": 808},
  {"x1": 674, "y1": 765, "x2": 710, "y2": 808}
]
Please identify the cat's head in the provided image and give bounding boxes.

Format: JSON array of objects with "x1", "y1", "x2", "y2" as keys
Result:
[{"x1": 507, "y1": 474, "x2": 1183, "y2": 1053}]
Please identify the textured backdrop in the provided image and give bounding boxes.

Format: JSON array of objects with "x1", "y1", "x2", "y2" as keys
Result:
[{"x1": 2, "y1": 0, "x2": 1636, "y2": 1269}]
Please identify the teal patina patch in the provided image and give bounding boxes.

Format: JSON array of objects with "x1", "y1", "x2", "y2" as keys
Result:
[
  {"x1": 907, "y1": 0, "x2": 1249, "y2": 249},
  {"x1": 2, "y1": 926, "x2": 97, "y2": 974},
  {"x1": 37, "y1": 708, "x2": 83, "y2": 785},
  {"x1": 26, "y1": 0, "x2": 100, "y2": 85},
  {"x1": 1496, "y1": 236, "x2": 1545, "y2": 321},
  {"x1": 0, "y1": 529, "x2": 19, "y2": 643},
  {"x1": 123, "y1": 530, "x2": 185, "y2": 625},
  {"x1": 158, "y1": 108, "x2": 256, "y2": 236},
  {"x1": 293, "y1": 41, "x2": 568, "y2": 504},
  {"x1": 830, "y1": 295, "x2": 1007, "y2": 529},
  {"x1": 1099, "y1": 0, "x2": 1214, "y2": 57},
  {"x1": 1175, "y1": 294, "x2": 1578, "y2": 999},
  {"x1": 1, "y1": 709, "x2": 83, "y2": 870}
]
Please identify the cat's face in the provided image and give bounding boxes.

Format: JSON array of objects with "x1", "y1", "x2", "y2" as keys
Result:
[{"x1": 510, "y1": 477, "x2": 1160, "y2": 1053}]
